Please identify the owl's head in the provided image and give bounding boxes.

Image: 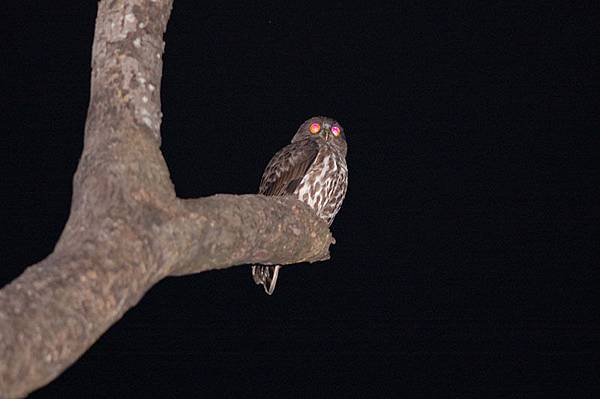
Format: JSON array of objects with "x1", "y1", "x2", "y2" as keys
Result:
[{"x1": 291, "y1": 116, "x2": 347, "y2": 156}]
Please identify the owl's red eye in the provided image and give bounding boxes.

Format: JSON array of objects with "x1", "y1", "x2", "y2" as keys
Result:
[
  {"x1": 331, "y1": 126, "x2": 341, "y2": 137},
  {"x1": 309, "y1": 123, "x2": 321, "y2": 134}
]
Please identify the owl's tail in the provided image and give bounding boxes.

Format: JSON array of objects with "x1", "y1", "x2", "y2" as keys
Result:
[{"x1": 251, "y1": 265, "x2": 281, "y2": 295}]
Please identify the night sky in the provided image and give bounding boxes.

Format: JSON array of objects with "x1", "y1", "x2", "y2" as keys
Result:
[{"x1": 1, "y1": 1, "x2": 598, "y2": 396}]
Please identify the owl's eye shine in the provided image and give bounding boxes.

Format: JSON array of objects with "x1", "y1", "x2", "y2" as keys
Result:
[
  {"x1": 309, "y1": 123, "x2": 321, "y2": 134},
  {"x1": 331, "y1": 126, "x2": 341, "y2": 137}
]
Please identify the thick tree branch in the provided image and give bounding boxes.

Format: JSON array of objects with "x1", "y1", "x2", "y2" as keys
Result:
[
  {"x1": 170, "y1": 195, "x2": 332, "y2": 276},
  {"x1": 0, "y1": 1, "x2": 333, "y2": 397}
]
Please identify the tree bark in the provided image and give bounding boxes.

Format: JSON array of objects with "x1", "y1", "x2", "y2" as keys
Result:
[{"x1": 0, "y1": 1, "x2": 333, "y2": 397}]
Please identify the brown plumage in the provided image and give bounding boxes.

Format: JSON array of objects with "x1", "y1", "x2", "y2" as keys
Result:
[{"x1": 252, "y1": 116, "x2": 348, "y2": 294}]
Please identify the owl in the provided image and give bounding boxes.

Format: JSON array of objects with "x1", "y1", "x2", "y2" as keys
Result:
[{"x1": 252, "y1": 116, "x2": 348, "y2": 295}]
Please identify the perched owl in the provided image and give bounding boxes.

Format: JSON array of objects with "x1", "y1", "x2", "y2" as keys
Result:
[{"x1": 252, "y1": 116, "x2": 348, "y2": 295}]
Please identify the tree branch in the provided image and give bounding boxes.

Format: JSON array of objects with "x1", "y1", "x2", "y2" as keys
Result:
[
  {"x1": 0, "y1": 1, "x2": 333, "y2": 397},
  {"x1": 170, "y1": 195, "x2": 332, "y2": 276}
]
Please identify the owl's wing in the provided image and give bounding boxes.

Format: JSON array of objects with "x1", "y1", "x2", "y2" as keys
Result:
[
  {"x1": 259, "y1": 140, "x2": 319, "y2": 196},
  {"x1": 253, "y1": 140, "x2": 319, "y2": 295}
]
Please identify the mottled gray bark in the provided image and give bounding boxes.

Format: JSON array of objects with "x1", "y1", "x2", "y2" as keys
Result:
[{"x1": 0, "y1": 1, "x2": 333, "y2": 397}]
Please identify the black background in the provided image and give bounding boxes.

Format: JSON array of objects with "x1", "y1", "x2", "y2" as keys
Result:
[{"x1": 1, "y1": 1, "x2": 599, "y2": 397}]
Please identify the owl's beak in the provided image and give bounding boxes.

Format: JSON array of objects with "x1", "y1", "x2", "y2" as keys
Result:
[{"x1": 323, "y1": 129, "x2": 331, "y2": 141}]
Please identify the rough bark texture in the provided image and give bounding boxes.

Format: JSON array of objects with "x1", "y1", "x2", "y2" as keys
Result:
[{"x1": 0, "y1": 1, "x2": 333, "y2": 397}]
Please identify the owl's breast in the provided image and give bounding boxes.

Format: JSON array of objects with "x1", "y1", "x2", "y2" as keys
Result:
[{"x1": 295, "y1": 148, "x2": 348, "y2": 224}]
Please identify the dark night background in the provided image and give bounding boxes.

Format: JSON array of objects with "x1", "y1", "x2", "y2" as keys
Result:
[{"x1": 1, "y1": 1, "x2": 598, "y2": 397}]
